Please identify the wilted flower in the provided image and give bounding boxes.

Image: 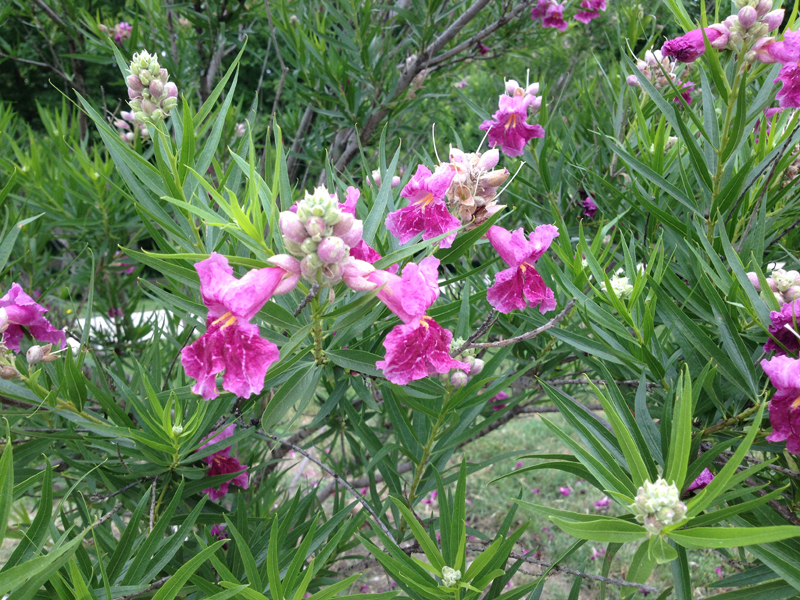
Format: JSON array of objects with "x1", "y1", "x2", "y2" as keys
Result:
[
  {"x1": 0, "y1": 284, "x2": 65, "y2": 353},
  {"x1": 444, "y1": 147, "x2": 508, "y2": 227},
  {"x1": 629, "y1": 478, "x2": 687, "y2": 534},
  {"x1": 761, "y1": 355, "x2": 800, "y2": 454},
  {"x1": 686, "y1": 468, "x2": 715, "y2": 492},
  {"x1": 765, "y1": 299, "x2": 800, "y2": 355},
  {"x1": 485, "y1": 224, "x2": 559, "y2": 314},
  {"x1": 479, "y1": 83, "x2": 545, "y2": 158},
  {"x1": 181, "y1": 254, "x2": 295, "y2": 400},
  {"x1": 662, "y1": 27, "x2": 727, "y2": 63},
  {"x1": 386, "y1": 165, "x2": 460, "y2": 248},
  {"x1": 199, "y1": 425, "x2": 249, "y2": 500},
  {"x1": 126, "y1": 50, "x2": 179, "y2": 124}
]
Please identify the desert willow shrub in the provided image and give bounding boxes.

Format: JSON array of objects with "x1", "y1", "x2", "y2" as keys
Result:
[{"x1": 5, "y1": 1, "x2": 800, "y2": 599}]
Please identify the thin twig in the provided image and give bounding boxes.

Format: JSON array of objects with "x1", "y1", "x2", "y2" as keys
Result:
[
  {"x1": 293, "y1": 281, "x2": 321, "y2": 317},
  {"x1": 452, "y1": 309, "x2": 498, "y2": 356},
  {"x1": 465, "y1": 300, "x2": 575, "y2": 350},
  {"x1": 114, "y1": 576, "x2": 170, "y2": 600},
  {"x1": 85, "y1": 502, "x2": 124, "y2": 531},
  {"x1": 149, "y1": 477, "x2": 157, "y2": 533},
  {"x1": 162, "y1": 327, "x2": 195, "y2": 392},
  {"x1": 258, "y1": 430, "x2": 397, "y2": 544}
]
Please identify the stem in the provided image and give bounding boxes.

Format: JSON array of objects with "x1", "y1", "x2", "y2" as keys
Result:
[
  {"x1": 698, "y1": 402, "x2": 762, "y2": 438},
  {"x1": 311, "y1": 295, "x2": 326, "y2": 365}
]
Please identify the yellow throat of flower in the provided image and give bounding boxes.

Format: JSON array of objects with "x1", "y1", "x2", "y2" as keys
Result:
[{"x1": 211, "y1": 311, "x2": 237, "y2": 329}]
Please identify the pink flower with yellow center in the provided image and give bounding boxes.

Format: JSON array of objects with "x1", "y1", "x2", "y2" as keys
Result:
[
  {"x1": 480, "y1": 94, "x2": 545, "y2": 158},
  {"x1": 199, "y1": 425, "x2": 249, "y2": 500},
  {"x1": 386, "y1": 165, "x2": 459, "y2": 248},
  {"x1": 0, "y1": 283, "x2": 65, "y2": 352},
  {"x1": 761, "y1": 355, "x2": 800, "y2": 454},
  {"x1": 181, "y1": 253, "x2": 297, "y2": 400},
  {"x1": 486, "y1": 224, "x2": 559, "y2": 314}
]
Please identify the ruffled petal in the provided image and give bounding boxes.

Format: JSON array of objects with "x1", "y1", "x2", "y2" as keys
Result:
[
  {"x1": 487, "y1": 267, "x2": 528, "y2": 314},
  {"x1": 0, "y1": 283, "x2": 65, "y2": 351},
  {"x1": 487, "y1": 225, "x2": 531, "y2": 267},
  {"x1": 421, "y1": 201, "x2": 461, "y2": 248},
  {"x1": 522, "y1": 267, "x2": 557, "y2": 314},
  {"x1": 386, "y1": 205, "x2": 425, "y2": 245}
]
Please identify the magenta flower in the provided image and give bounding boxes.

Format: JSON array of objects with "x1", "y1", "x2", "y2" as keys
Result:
[
  {"x1": 558, "y1": 486, "x2": 572, "y2": 497},
  {"x1": 477, "y1": 43, "x2": 490, "y2": 55},
  {"x1": 675, "y1": 80, "x2": 695, "y2": 105},
  {"x1": 589, "y1": 547, "x2": 606, "y2": 561},
  {"x1": 114, "y1": 22, "x2": 132, "y2": 43},
  {"x1": 489, "y1": 390, "x2": 510, "y2": 411},
  {"x1": 531, "y1": 0, "x2": 568, "y2": 31},
  {"x1": 181, "y1": 253, "x2": 293, "y2": 400},
  {"x1": 200, "y1": 425, "x2": 249, "y2": 500},
  {"x1": 594, "y1": 496, "x2": 611, "y2": 509},
  {"x1": 662, "y1": 28, "x2": 724, "y2": 63},
  {"x1": 575, "y1": 0, "x2": 606, "y2": 23},
  {"x1": 716, "y1": 566, "x2": 724, "y2": 579},
  {"x1": 686, "y1": 468, "x2": 714, "y2": 492},
  {"x1": 767, "y1": 30, "x2": 800, "y2": 64},
  {"x1": 485, "y1": 224, "x2": 559, "y2": 314},
  {"x1": 761, "y1": 355, "x2": 800, "y2": 454},
  {"x1": 581, "y1": 194, "x2": 598, "y2": 219},
  {"x1": 0, "y1": 283, "x2": 65, "y2": 352},
  {"x1": 531, "y1": 487, "x2": 541, "y2": 495},
  {"x1": 775, "y1": 64, "x2": 800, "y2": 108},
  {"x1": 368, "y1": 257, "x2": 441, "y2": 323},
  {"x1": 341, "y1": 186, "x2": 360, "y2": 215},
  {"x1": 376, "y1": 316, "x2": 470, "y2": 385},
  {"x1": 348, "y1": 240, "x2": 398, "y2": 274},
  {"x1": 386, "y1": 165, "x2": 459, "y2": 248},
  {"x1": 480, "y1": 95, "x2": 545, "y2": 158},
  {"x1": 765, "y1": 299, "x2": 800, "y2": 355}
]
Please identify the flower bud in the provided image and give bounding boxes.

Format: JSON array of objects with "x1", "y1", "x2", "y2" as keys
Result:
[
  {"x1": 323, "y1": 207, "x2": 341, "y2": 226},
  {"x1": 26, "y1": 345, "x2": 45, "y2": 365},
  {"x1": 280, "y1": 211, "x2": 308, "y2": 243},
  {"x1": 172, "y1": 425, "x2": 184, "y2": 436},
  {"x1": 139, "y1": 69, "x2": 153, "y2": 87},
  {"x1": 0, "y1": 366, "x2": 20, "y2": 380},
  {"x1": 267, "y1": 254, "x2": 302, "y2": 275},
  {"x1": 756, "y1": 0, "x2": 773, "y2": 15},
  {"x1": 149, "y1": 79, "x2": 164, "y2": 99},
  {"x1": 525, "y1": 82, "x2": 540, "y2": 96},
  {"x1": 763, "y1": 9, "x2": 784, "y2": 31},
  {"x1": 504, "y1": 79, "x2": 521, "y2": 95},
  {"x1": 162, "y1": 97, "x2": 178, "y2": 112},
  {"x1": 149, "y1": 109, "x2": 164, "y2": 122},
  {"x1": 480, "y1": 168, "x2": 510, "y2": 188},
  {"x1": 644, "y1": 50, "x2": 659, "y2": 66},
  {"x1": 747, "y1": 272, "x2": 762, "y2": 291},
  {"x1": 470, "y1": 358, "x2": 484, "y2": 375},
  {"x1": 164, "y1": 81, "x2": 178, "y2": 98},
  {"x1": 738, "y1": 6, "x2": 758, "y2": 29},
  {"x1": 141, "y1": 99, "x2": 156, "y2": 116},
  {"x1": 127, "y1": 75, "x2": 143, "y2": 92},
  {"x1": 391, "y1": 176, "x2": 401, "y2": 187},
  {"x1": 306, "y1": 216, "x2": 327, "y2": 241},
  {"x1": 750, "y1": 21, "x2": 768, "y2": 38},
  {"x1": 476, "y1": 148, "x2": 500, "y2": 170},
  {"x1": 441, "y1": 567, "x2": 461, "y2": 588},
  {"x1": 340, "y1": 219, "x2": 363, "y2": 247},
  {"x1": 773, "y1": 269, "x2": 796, "y2": 292},
  {"x1": 332, "y1": 212, "x2": 354, "y2": 237},
  {"x1": 300, "y1": 255, "x2": 319, "y2": 280},
  {"x1": 285, "y1": 239, "x2": 304, "y2": 257},
  {"x1": 0, "y1": 307, "x2": 8, "y2": 332},
  {"x1": 317, "y1": 236, "x2": 347, "y2": 264},
  {"x1": 321, "y1": 262, "x2": 342, "y2": 284},
  {"x1": 450, "y1": 370, "x2": 469, "y2": 389},
  {"x1": 300, "y1": 238, "x2": 318, "y2": 254},
  {"x1": 289, "y1": 14, "x2": 300, "y2": 25},
  {"x1": 370, "y1": 169, "x2": 382, "y2": 187},
  {"x1": 626, "y1": 74, "x2": 641, "y2": 87},
  {"x1": 710, "y1": 23, "x2": 732, "y2": 48},
  {"x1": 629, "y1": 478, "x2": 687, "y2": 535},
  {"x1": 342, "y1": 259, "x2": 378, "y2": 292},
  {"x1": 785, "y1": 286, "x2": 800, "y2": 302}
]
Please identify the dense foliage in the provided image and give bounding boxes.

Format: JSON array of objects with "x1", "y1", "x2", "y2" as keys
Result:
[{"x1": 2, "y1": 0, "x2": 800, "y2": 599}]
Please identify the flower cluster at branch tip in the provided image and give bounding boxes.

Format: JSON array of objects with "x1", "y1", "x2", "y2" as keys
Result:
[
  {"x1": 760, "y1": 355, "x2": 800, "y2": 454},
  {"x1": 531, "y1": 0, "x2": 567, "y2": 31},
  {"x1": 600, "y1": 274, "x2": 633, "y2": 299},
  {"x1": 99, "y1": 22, "x2": 132, "y2": 44},
  {"x1": 486, "y1": 224, "x2": 558, "y2": 314},
  {"x1": 0, "y1": 283, "x2": 65, "y2": 380},
  {"x1": 629, "y1": 478, "x2": 687, "y2": 535},
  {"x1": 181, "y1": 253, "x2": 297, "y2": 400},
  {"x1": 627, "y1": 50, "x2": 696, "y2": 105},
  {"x1": 441, "y1": 567, "x2": 461, "y2": 587},
  {"x1": 367, "y1": 257, "x2": 469, "y2": 385},
  {"x1": 199, "y1": 424, "x2": 249, "y2": 500},
  {"x1": 279, "y1": 186, "x2": 366, "y2": 287},
  {"x1": 127, "y1": 51, "x2": 179, "y2": 124},
  {"x1": 441, "y1": 340, "x2": 485, "y2": 388},
  {"x1": 764, "y1": 299, "x2": 800, "y2": 356},
  {"x1": 747, "y1": 265, "x2": 800, "y2": 306},
  {"x1": 480, "y1": 80, "x2": 544, "y2": 158},
  {"x1": 114, "y1": 111, "x2": 150, "y2": 145},
  {"x1": 575, "y1": 0, "x2": 607, "y2": 24},
  {"x1": 444, "y1": 148, "x2": 509, "y2": 228}
]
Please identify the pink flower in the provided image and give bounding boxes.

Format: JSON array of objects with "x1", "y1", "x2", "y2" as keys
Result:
[
  {"x1": 108, "y1": 308, "x2": 124, "y2": 319},
  {"x1": 594, "y1": 496, "x2": 611, "y2": 509},
  {"x1": 200, "y1": 425, "x2": 249, "y2": 500},
  {"x1": 531, "y1": 0, "x2": 568, "y2": 31},
  {"x1": 775, "y1": 64, "x2": 800, "y2": 108},
  {"x1": 485, "y1": 224, "x2": 559, "y2": 314},
  {"x1": 686, "y1": 468, "x2": 714, "y2": 492},
  {"x1": 514, "y1": 461, "x2": 524, "y2": 470},
  {"x1": 662, "y1": 28, "x2": 724, "y2": 63},
  {"x1": 479, "y1": 95, "x2": 545, "y2": 158},
  {"x1": 114, "y1": 22, "x2": 132, "y2": 43},
  {"x1": 210, "y1": 523, "x2": 229, "y2": 540},
  {"x1": 558, "y1": 486, "x2": 572, "y2": 497},
  {"x1": 181, "y1": 253, "x2": 293, "y2": 400},
  {"x1": 716, "y1": 567, "x2": 724, "y2": 579},
  {"x1": 531, "y1": 487, "x2": 540, "y2": 495},
  {"x1": 589, "y1": 547, "x2": 606, "y2": 560},
  {"x1": 0, "y1": 283, "x2": 65, "y2": 352},
  {"x1": 761, "y1": 355, "x2": 800, "y2": 454},
  {"x1": 341, "y1": 186, "x2": 360, "y2": 215},
  {"x1": 767, "y1": 29, "x2": 800, "y2": 64},
  {"x1": 359, "y1": 585, "x2": 371, "y2": 593},
  {"x1": 386, "y1": 165, "x2": 459, "y2": 248},
  {"x1": 765, "y1": 299, "x2": 800, "y2": 355},
  {"x1": 376, "y1": 316, "x2": 470, "y2": 385},
  {"x1": 675, "y1": 80, "x2": 695, "y2": 105},
  {"x1": 477, "y1": 43, "x2": 490, "y2": 55},
  {"x1": 575, "y1": 0, "x2": 606, "y2": 23},
  {"x1": 581, "y1": 194, "x2": 597, "y2": 219},
  {"x1": 489, "y1": 390, "x2": 510, "y2": 411},
  {"x1": 348, "y1": 240, "x2": 398, "y2": 274},
  {"x1": 368, "y1": 256, "x2": 441, "y2": 323}
]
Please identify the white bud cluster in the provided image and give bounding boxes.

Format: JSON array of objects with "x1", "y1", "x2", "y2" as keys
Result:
[
  {"x1": 441, "y1": 567, "x2": 461, "y2": 587},
  {"x1": 747, "y1": 268, "x2": 800, "y2": 304},
  {"x1": 439, "y1": 338, "x2": 483, "y2": 388},
  {"x1": 627, "y1": 50, "x2": 684, "y2": 91},
  {"x1": 629, "y1": 478, "x2": 687, "y2": 535},
  {"x1": 600, "y1": 275, "x2": 633, "y2": 299},
  {"x1": 127, "y1": 51, "x2": 179, "y2": 124},
  {"x1": 279, "y1": 187, "x2": 364, "y2": 287}
]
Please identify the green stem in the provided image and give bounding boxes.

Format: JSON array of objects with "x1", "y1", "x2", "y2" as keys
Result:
[
  {"x1": 311, "y1": 296, "x2": 326, "y2": 365},
  {"x1": 698, "y1": 402, "x2": 762, "y2": 438}
]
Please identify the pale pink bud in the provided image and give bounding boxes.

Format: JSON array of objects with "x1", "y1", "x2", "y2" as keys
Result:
[
  {"x1": 627, "y1": 74, "x2": 641, "y2": 87},
  {"x1": 127, "y1": 75, "x2": 143, "y2": 92},
  {"x1": 451, "y1": 370, "x2": 469, "y2": 388},
  {"x1": 332, "y1": 212, "x2": 354, "y2": 237},
  {"x1": 644, "y1": 50, "x2": 659, "y2": 66},
  {"x1": 141, "y1": 99, "x2": 156, "y2": 115},
  {"x1": 739, "y1": 6, "x2": 758, "y2": 30},
  {"x1": 477, "y1": 148, "x2": 500, "y2": 170},
  {"x1": 268, "y1": 253, "x2": 301, "y2": 275},
  {"x1": 370, "y1": 169, "x2": 382, "y2": 187},
  {"x1": 127, "y1": 88, "x2": 140, "y2": 100},
  {"x1": 786, "y1": 286, "x2": 800, "y2": 302},
  {"x1": 505, "y1": 79, "x2": 521, "y2": 95},
  {"x1": 279, "y1": 211, "x2": 307, "y2": 243},
  {"x1": 121, "y1": 110, "x2": 135, "y2": 121},
  {"x1": 525, "y1": 82, "x2": 540, "y2": 96},
  {"x1": 391, "y1": 176, "x2": 401, "y2": 188},
  {"x1": 763, "y1": 9, "x2": 784, "y2": 32},
  {"x1": 317, "y1": 236, "x2": 347, "y2": 264},
  {"x1": 164, "y1": 81, "x2": 178, "y2": 98},
  {"x1": 528, "y1": 96, "x2": 542, "y2": 111},
  {"x1": 306, "y1": 216, "x2": 326, "y2": 240},
  {"x1": 481, "y1": 168, "x2": 510, "y2": 188},
  {"x1": 300, "y1": 254, "x2": 319, "y2": 279},
  {"x1": 747, "y1": 272, "x2": 761, "y2": 290},
  {"x1": 342, "y1": 259, "x2": 378, "y2": 292},
  {"x1": 114, "y1": 119, "x2": 130, "y2": 130},
  {"x1": 756, "y1": 0, "x2": 774, "y2": 17},
  {"x1": 709, "y1": 23, "x2": 731, "y2": 48},
  {"x1": 149, "y1": 80, "x2": 164, "y2": 99},
  {"x1": 767, "y1": 277, "x2": 778, "y2": 292},
  {"x1": 752, "y1": 36, "x2": 777, "y2": 62},
  {"x1": 339, "y1": 219, "x2": 363, "y2": 247}
]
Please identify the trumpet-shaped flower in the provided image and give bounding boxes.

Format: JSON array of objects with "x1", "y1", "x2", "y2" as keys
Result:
[
  {"x1": 775, "y1": 64, "x2": 800, "y2": 108},
  {"x1": 767, "y1": 29, "x2": 800, "y2": 64},
  {"x1": 765, "y1": 299, "x2": 800, "y2": 355},
  {"x1": 662, "y1": 27, "x2": 725, "y2": 63},
  {"x1": 686, "y1": 468, "x2": 715, "y2": 492},
  {"x1": 376, "y1": 316, "x2": 470, "y2": 385},
  {"x1": 761, "y1": 355, "x2": 800, "y2": 454},
  {"x1": 486, "y1": 225, "x2": 559, "y2": 314},
  {"x1": 181, "y1": 253, "x2": 292, "y2": 400},
  {"x1": 479, "y1": 95, "x2": 545, "y2": 158},
  {"x1": 0, "y1": 283, "x2": 65, "y2": 352},
  {"x1": 531, "y1": 0, "x2": 568, "y2": 31},
  {"x1": 386, "y1": 165, "x2": 459, "y2": 248},
  {"x1": 575, "y1": 0, "x2": 607, "y2": 23},
  {"x1": 368, "y1": 256, "x2": 440, "y2": 323},
  {"x1": 199, "y1": 424, "x2": 249, "y2": 500}
]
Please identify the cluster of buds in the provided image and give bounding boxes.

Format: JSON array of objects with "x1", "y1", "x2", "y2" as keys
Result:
[
  {"x1": 26, "y1": 344, "x2": 60, "y2": 366},
  {"x1": 441, "y1": 567, "x2": 461, "y2": 588},
  {"x1": 443, "y1": 148, "x2": 509, "y2": 227},
  {"x1": 748, "y1": 265, "x2": 800, "y2": 304},
  {"x1": 629, "y1": 478, "x2": 687, "y2": 535},
  {"x1": 114, "y1": 110, "x2": 150, "y2": 144},
  {"x1": 99, "y1": 22, "x2": 132, "y2": 44},
  {"x1": 600, "y1": 274, "x2": 634, "y2": 299},
  {"x1": 279, "y1": 187, "x2": 363, "y2": 286},
  {"x1": 723, "y1": 1, "x2": 784, "y2": 58},
  {"x1": 627, "y1": 50, "x2": 695, "y2": 103},
  {"x1": 127, "y1": 51, "x2": 178, "y2": 124},
  {"x1": 369, "y1": 168, "x2": 403, "y2": 189},
  {"x1": 440, "y1": 339, "x2": 483, "y2": 388}
]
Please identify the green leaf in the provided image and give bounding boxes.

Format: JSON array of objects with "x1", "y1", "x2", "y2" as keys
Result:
[
  {"x1": 150, "y1": 540, "x2": 226, "y2": 600},
  {"x1": 664, "y1": 367, "x2": 692, "y2": 489},
  {"x1": 389, "y1": 497, "x2": 445, "y2": 571},
  {"x1": 0, "y1": 425, "x2": 12, "y2": 543},
  {"x1": 649, "y1": 535, "x2": 678, "y2": 565},
  {"x1": 326, "y1": 349, "x2": 383, "y2": 378},
  {"x1": 261, "y1": 365, "x2": 318, "y2": 433},
  {"x1": 668, "y1": 526, "x2": 800, "y2": 550},
  {"x1": 550, "y1": 516, "x2": 649, "y2": 543}
]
